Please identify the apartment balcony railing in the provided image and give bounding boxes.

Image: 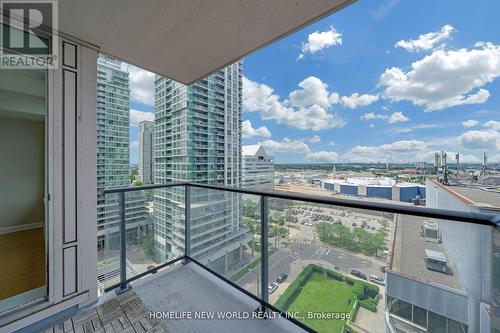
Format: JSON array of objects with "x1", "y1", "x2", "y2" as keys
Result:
[{"x1": 101, "y1": 182, "x2": 499, "y2": 333}]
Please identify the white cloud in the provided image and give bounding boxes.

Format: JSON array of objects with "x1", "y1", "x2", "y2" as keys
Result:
[
  {"x1": 288, "y1": 77, "x2": 378, "y2": 110},
  {"x1": 308, "y1": 135, "x2": 321, "y2": 143},
  {"x1": 130, "y1": 140, "x2": 138, "y2": 148},
  {"x1": 289, "y1": 77, "x2": 339, "y2": 108},
  {"x1": 328, "y1": 141, "x2": 336, "y2": 146},
  {"x1": 345, "y1": 140, "x2": 427, "y2": 162},
  {"x1": 242, "y1": 120, "x2": 271, "y2": 139},
  {"x1": 125, "y1": 65, "x2": 155, "y2": 105},
  {"x1": 484, "y1": 120, "x2": 500, "y2": 130},
  {"x1": 462, "y1": 119, "x2": 479, "y2": 128},
  {"x1": 341, "y1": 93, "x2": 379, "y2": 109},
  {"x1": 380, "y1": 42, "x2": 500, "y2": 111},
  {"x1": 457, "y1": 129, "x2": 500, "y2": 150},
  {"x1": 395, "y1": 25, "x2": 454, "y2": 52},
  {"x1": 387, "y1": 112, "x2": 410, "y2": 123},
  {"x1": 306, "y1": 151, "x2": 339, "y2": 163},
  {"x1": 299, "y1": 27, "x2": 342, "y2": 59},
  {"x1": 360, "y1": 111, "x2": 409, "y2": 123},
  {"x1": 130, "y1": 109, "x2": 154, "y2": 127},
  {"x1": 243, "y1": 77, "x2": 345, "y2": 131},
  {"x1": 260, "y1": 138, "x2": 310, "y2": 153}
]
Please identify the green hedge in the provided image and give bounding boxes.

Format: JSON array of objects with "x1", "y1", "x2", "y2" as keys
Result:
[
  {"x1": 345, "y1": 276, "x2": 357, "y2": 286},
  {"x1": 347, "y1": 279, "x2": 380, "y2": 300},
  {"x1": 365, "y1": 283, "x2": 379, "y2": 299},
  {"x1": 359, "y1": 299, "x2": 377, "y2": 312},
  {"x1": 351, "y1": 282, "x2": 365, "y2": 299},
  {"x1": 326, "y1": 269, "x2": 345, "y2": 281}
]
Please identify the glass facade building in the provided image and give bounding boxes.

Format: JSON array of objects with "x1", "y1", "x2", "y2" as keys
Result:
[
  {"x1": 153, "y1": 62, "x2": 249, "y2": 271},
  {"x1": 96, "y1": 55, "x2": 149, "y2": 250}
]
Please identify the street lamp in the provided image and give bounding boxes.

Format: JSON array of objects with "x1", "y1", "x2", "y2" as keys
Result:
[{"x1": 248, "y1": 268, "x2": 260, "y2": 298}]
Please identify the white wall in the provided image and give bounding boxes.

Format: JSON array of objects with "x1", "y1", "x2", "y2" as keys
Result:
[
  {"x1": 425, "y1": 179, "x2": 492, "y2": 333},
  {"x1": 0, "y1": 117, "x2": 45, "y2": 230},
  {"x1": 0, "y1": 69, "x2": 47, "y2": 231}
]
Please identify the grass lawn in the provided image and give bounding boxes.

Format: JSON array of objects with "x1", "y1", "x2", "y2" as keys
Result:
[{"x1": 286, "y1": 272, "x2": 356, "y2": 333}]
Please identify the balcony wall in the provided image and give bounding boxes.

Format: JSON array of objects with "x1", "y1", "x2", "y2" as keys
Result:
[{"x1": 1, "y1": 36, "x2": 99, "y2": 332}]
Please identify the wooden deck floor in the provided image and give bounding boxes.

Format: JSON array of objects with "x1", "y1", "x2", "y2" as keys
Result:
[{"x1": 41, "y1": 291, "x2": 165, "y2": 333}]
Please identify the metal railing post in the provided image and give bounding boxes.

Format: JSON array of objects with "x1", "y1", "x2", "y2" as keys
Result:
[
  {"x1": 260, "y1": 196, "x2": 269, "y2": 306},
  {"x1": 118, "y1": 192, "x2": 129, "y2": 293},
  {"x1": 184, "y1": 185, "x2": 191, "y2": 259}
]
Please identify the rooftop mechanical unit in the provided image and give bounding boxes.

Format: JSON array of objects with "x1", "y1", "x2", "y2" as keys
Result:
[
  {"x1": 425, "y1": 249, "x2": 447, "y2": 273},
  {"x1": 422, "y1": 220, "x2": 441, "y2": 243}
]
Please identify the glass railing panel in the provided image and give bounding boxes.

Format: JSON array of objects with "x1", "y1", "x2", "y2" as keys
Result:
[
  {"x1": 150, "y1": 186, "x2": 186, "y2": 264},
  {"x1": 123, "y1": 187, "x2": 184, "y2": 280},
  {"x1": 265, "y1": 197, "x2": 495, "y2": 333},
  {"x1": 97, "y1": 192, "x2": 124, "y2": 293},
  {"x1": 493, "y1": 225, "x2": 499, "y2": 333},
  {"x1": 188, "y1": 186, "x2": 262, "y2": 298}
]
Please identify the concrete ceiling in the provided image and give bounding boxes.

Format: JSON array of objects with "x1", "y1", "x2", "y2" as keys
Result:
[{"x1": 59, "y1": 0, "x2": 355, "y2": 84}]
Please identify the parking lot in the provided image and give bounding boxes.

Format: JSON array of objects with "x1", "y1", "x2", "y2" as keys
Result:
[{"x1": 285, "y1": 205, "x2": 391, "y2": 234}]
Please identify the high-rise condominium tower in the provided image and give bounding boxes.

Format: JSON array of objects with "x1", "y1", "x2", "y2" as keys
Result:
[
  {"x1": 153, "y1": 62, "x2": 249, "y2": 272},
  {"x1": 138, "y1": 120, "x2": 154, "y2": 184},
  {"x1": 96, "y1": 55, "x2": 148, "y2": 250}
]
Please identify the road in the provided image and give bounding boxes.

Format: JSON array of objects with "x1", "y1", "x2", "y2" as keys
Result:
[
  {"x1": 238, "y1": 249, "x2": 295, "y2": 295},
  {"x1": 290, "y1": 236, "x2": 384, "y2": 277},
  {"x1": 236, "y1": 235, "x2": 385, "y2": 298}
]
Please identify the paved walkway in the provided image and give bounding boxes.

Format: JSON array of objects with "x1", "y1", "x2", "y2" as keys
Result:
[
  {"x1": 353, "y1": 307, "x2": 385, "y2": 333},
  {"x1": 41, "y1": 291, "x2": 164, "y2": 333}
]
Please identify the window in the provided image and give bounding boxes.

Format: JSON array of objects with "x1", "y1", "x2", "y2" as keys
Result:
[
  {"x1": 388, "y1": 297, "x2": 412, "y2": 321},
  {"x1": 413, "y1": 305, "x2": 427, "y2": 328},
  {"x1": 428, "y1": 312, "x2": 447, "y2": 333},
  {"x1": 448, "y1": 319, "x2": 468, "y2": 333}
]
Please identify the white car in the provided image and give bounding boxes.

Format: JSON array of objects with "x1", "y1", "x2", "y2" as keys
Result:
[
  {"x1": 268, "y1": 282, "x2": 279, "y2": 294},
  {"x1": 369, "y1": 274, "x2": 385, "y2": 286}
]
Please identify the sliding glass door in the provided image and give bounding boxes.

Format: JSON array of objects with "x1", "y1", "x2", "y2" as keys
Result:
[{"x1": 0, "y1": 66, "x2": 48, "y2": 314}]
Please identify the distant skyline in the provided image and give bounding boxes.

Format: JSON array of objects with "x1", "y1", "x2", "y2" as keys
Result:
[{"x1": 124, "y1": 0, "x2": 500, "y2": 165}]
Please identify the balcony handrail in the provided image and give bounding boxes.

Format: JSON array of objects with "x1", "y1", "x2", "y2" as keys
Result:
[
  {"x1": 102, "y1": 181, "x2": 499, "y2": 333},
  {"x1": 103, "y1": 182, "x2": 498, "y2": 227},
  {"x1": 103, "y1": 181, "x2": 190, "y2": 194}
]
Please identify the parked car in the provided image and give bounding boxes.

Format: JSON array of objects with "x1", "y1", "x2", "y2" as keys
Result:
[
  {"x1": 268, "y1": 282, "x2": 278, "y2": 294},
  {"x1": 370, "y1": 226, "x2": 376, "y2": 230},
  {"x1": 380, "y1": 266, "x2": 387, "y2": 273},
  {"x1": 370, "y1": 274, "x2": 385, "y2": 286},
  {"x1": 276, "y1": 272, "x2": 288, "y2": 283},
  {"x1": 352, "y1": 222, "x2": 357, "y2": 227},
  {"x1": 350, "y1": 269, "x2": 367, "y2": 280}
]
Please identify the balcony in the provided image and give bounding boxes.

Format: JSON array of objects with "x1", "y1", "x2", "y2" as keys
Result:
[
  {"x1": 37, "y1": 183, "x2": 498, "y2": 333},
  {"x1": 7, "y1": 1, "x2": 500, "y2": 332}
]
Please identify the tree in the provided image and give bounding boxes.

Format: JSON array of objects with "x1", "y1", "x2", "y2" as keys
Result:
[
  {"x1": 137, "y1": 234, "x2": 155, "y2": 258},
  {"x1": 243, "y1": 199, "x2": 259, "y2": 219}
]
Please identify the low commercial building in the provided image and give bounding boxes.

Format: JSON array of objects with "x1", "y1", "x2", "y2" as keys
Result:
[
  {"x1": 242, "y1": 145, "x2": 274, "y2": 190},
  {"x1": 320, "y1": 177, "x2": 425, "y2": 202},
  {"x1": 385, "y1": 179, "x2": 499, "y2": 333}
]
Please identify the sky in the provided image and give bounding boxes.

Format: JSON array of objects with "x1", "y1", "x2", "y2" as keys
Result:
[{"x1": 126, "y1": 0, "x2": 500, "y2": 165}]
